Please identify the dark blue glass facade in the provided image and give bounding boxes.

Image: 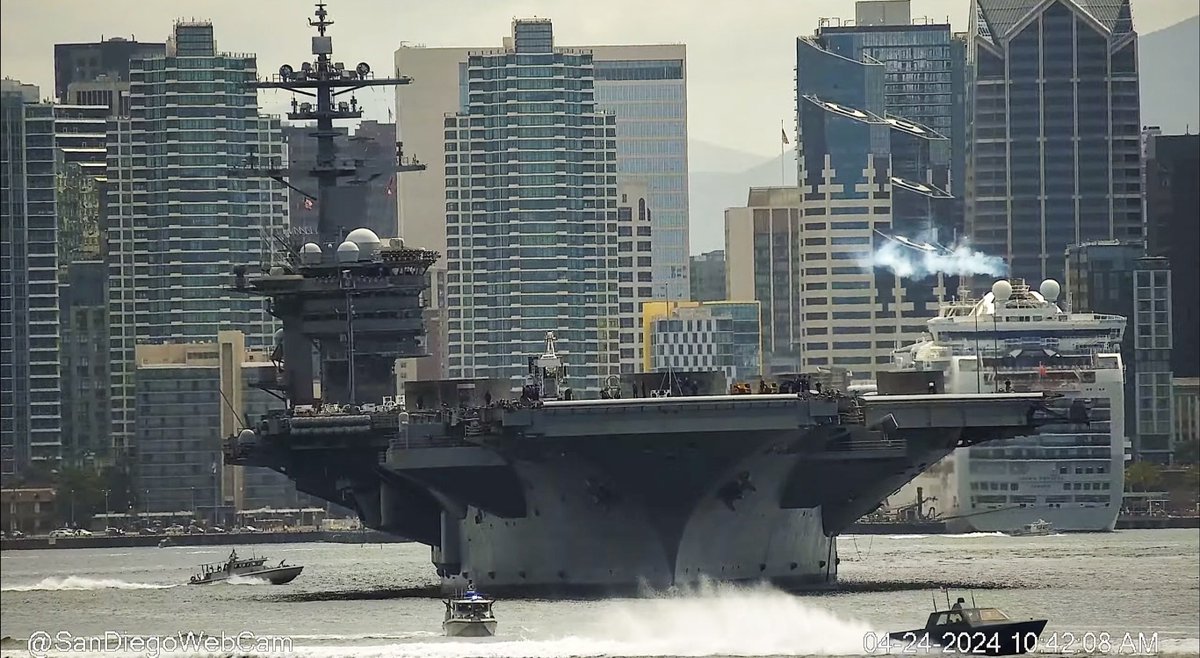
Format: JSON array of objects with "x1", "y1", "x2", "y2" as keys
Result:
[{"x1": 969, "y1": 0, "x2": 1141, "y2": 282}]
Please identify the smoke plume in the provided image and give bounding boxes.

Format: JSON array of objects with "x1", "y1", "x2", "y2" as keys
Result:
[{"x1": 860, "y1": 232, "x2": 1008, "y2": 278}]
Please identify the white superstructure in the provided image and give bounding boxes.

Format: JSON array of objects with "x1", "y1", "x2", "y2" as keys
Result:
[{"x1": 892, "y1": 278, "x2": 1127, "y2": 532}]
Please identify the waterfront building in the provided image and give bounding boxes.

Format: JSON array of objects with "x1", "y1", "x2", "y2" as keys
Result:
[
  {"x1": 107, "y1": 21, "x2": 288, "y2": 456},
  {"x1": 1065, "y1": 242, "x2": 1174, "y2": 463},
  {"x1": 967, "y1": 0, "x2": 1141, "y2": 282}
]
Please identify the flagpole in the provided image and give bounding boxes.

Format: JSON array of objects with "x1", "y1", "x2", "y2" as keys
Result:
[{"x1": 780, "y1": 119, "x2": 785, "y2": 186}]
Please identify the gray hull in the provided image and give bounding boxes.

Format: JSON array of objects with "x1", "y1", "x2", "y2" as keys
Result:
[
  {"x1": 443, "y1": 619, "x2": 497, "y2": 637},
  {"x1": 228, "y1": 392, "x2": 1045, "y2": 594},
  {"x1": 189, "y1": 565, "x2": 303, "y2": 585},
  {"x1": 450, "y1": 451, "x2": 836, "y2": 592}
]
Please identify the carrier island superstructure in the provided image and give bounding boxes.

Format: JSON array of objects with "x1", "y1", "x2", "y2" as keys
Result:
[
  {"x1": 224, "y1": 4, "x2": 1055, "y2": 594},
  {"x1": 892, "y1": 279, "x2": 1127, "y2": 532}
]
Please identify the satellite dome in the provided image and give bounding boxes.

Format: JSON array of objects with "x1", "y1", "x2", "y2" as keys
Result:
[
  {"x1": 237, "y1": 428, "x2": 257, "y2": 444},
  {"x1": 299, "y1": 242, "x2": 322, "y2": 265},
  {"x1": 336, "y1": 240, "x2": 360, "y2": 263},
  {"x1": 991, "y1": 279, "x2": 1013, "y2": 302},
  {"x1": 273, "y1": 328, "x2": 284, "y2": 347},
  {"x1": 345, "y1": 228, "x2": 381, "y2": 261},
  {"x1": 1039, "y1": 278, "x2": 1061, "y2": 302}
]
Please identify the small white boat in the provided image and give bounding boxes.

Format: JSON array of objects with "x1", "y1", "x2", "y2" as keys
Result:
[
  {"x1": 1006, "y1": 519, "x2": 1053, "y2": 536},
  {"x1": 443, "y1": 589, "x2": 497, "y2": 637}
]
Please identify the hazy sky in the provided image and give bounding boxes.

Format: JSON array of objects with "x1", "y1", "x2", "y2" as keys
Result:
[{"x1": 3, "y1": 0, "x2": 1196, "y2": 160}]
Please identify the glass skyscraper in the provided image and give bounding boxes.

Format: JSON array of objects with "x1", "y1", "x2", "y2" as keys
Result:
[
  {"x1": 791, "y1": 36, "x2": 953, "y2": 377},
  {"x1": 816, "y1": 14, "x2": 966, "y2": 211},
  {"x1": 592, "y1": 56, "x2": 688, "y2": 299},
  {"x1": 107, "y1": 22, "x2": 287, "y2": 453},
  {"x1": 2, "y1": 80, "x2": 109, "y2": 476},
  {"x1": 968, "y1": 0, "x2": 1141, "y2": 282},
  {"x1": 445, "y1": 20, "x2": 620, "y2": 393}
]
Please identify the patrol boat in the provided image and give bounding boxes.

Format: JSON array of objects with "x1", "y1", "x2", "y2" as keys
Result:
[
  {"x1": 443, "y1": 587, "x2": 497, "y2": 637},
  {"x1": 888, "y1": 593, "x2": 1048, "y2": 656},
  {"x1": 187, "y1": 549, "x2": 303, "y2": 585}
]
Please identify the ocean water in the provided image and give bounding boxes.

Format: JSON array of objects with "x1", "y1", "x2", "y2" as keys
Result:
[{"x1": 0, "y1": 529, "x2": 1196, "y2": 657}]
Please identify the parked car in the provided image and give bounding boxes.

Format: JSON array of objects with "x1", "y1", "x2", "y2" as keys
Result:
[
  {"x1": 104, "y1": 527, "x2": 125, "y2": 536},
  {"x1": 73, "y1": 529, "x2": 93, "y2": 537},
  {"x1": 49, "y1": 528, "x2": 75, "y2": 538}
]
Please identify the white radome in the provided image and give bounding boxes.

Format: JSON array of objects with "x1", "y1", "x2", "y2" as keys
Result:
[
  {"x1": 991, "y1": 279, "x2": 1013, "y2": 302},
  {"x1": 336, "y1": 240, "x2": 360, "y2": 263},
  {"x1": 300, "y1": 242, "x2": 323, "y2": 265},
  {"x1": 345, "y1": 227, "x2": 381, "y2": 261},
  {"x1": 1039, "y1": 278, "x2": 1061, "y2": 302}
]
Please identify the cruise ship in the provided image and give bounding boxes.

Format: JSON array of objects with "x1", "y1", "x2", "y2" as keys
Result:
[{"x1": 891, "y1": 278, "x2": 1127, "y2": 532}]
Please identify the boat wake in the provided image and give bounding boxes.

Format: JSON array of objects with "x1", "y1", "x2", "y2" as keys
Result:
[
  {"x1": 1, "y1": 576, "x2": 176, "y2": 592},
  {"x1": 226, "y1": 574, "x2": 273, "y2": 586}
]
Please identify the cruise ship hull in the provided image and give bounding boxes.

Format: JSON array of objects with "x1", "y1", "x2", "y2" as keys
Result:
[{"x1": 229, "y1": 391, "x2": 1047, "y2": 594}]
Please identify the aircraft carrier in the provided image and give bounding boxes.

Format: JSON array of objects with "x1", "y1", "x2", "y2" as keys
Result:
[{"x1": 225, "y1": 4, "x2": 1052, "y2": 594}]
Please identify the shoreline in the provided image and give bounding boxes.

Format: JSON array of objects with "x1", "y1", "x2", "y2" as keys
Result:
[
  {"x1": 3, "y1": 517, "x2": 1194, "y2": 551},
  {"x1": 0, "y1": 529, "x2": 408, "y2": 551}
]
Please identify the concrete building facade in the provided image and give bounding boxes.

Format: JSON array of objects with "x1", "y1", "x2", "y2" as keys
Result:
[
  {"x1": 967, "y1": 0, "x2": 1141, "y2": 283},
  {"x1": 134, "y1": 331, "x2": 306, "y2": 514}
]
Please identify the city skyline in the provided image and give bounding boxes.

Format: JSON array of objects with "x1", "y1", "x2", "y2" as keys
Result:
[{"x1": 1, "y1": 0, "x2": 1194, "y2": 161}]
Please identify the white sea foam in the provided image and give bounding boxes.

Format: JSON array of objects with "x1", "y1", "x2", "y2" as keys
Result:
[{"x1": 1, "y1": 576, "x2": 175, "y2": 592}]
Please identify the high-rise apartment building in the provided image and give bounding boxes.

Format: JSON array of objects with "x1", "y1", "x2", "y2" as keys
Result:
[
  {"x1": 107, "y1": 22, "x2": 288, "y2": 455},
  {"x1": 967, "y1": 0, "x2": 1141, "y2": 283},
  {"x1": 444, "y1": 21, "x2": 623, "y2": 393},
  {"x1": 815, "y1": 0, "x2": 966, "y2": 215},
  {"x1": 394, "y1": 23, "x2": 687, "y2": 377},
  {"x1": 1065, "y1": 241, "x2": 1173, "y2": 463},
  {"x1": 2, "y1": 79, "x2": 109, "y2": 476},
  {"x1": 1143, "y1": 130, "x2": 1199, "y2": 378}
]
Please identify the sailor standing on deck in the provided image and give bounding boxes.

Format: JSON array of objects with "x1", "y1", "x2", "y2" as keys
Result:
[{"x1": 952, "y1": 597, "x2": 965, "y2": 610}]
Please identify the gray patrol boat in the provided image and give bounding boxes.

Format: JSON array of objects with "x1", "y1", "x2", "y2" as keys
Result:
[{"x1": 224, "y1": 4, "x2": 1055, "y2": 595}]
